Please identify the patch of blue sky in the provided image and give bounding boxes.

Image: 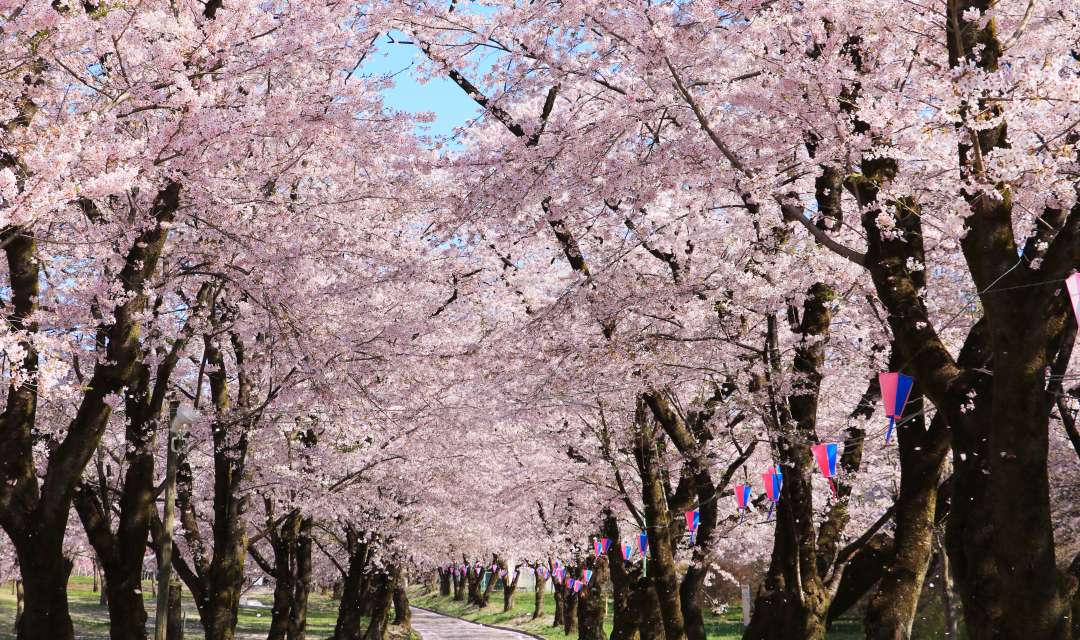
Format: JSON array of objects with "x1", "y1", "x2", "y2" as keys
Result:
[{"x1": 357, "y1": 31, "x2": 483, "y2": 145}]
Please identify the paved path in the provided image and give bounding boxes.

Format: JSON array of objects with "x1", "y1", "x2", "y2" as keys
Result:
[{"x1": 409, "y1": 607, "x2": 536, "y2": 640}]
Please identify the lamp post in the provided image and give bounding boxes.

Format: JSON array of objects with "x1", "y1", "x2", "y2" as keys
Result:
[{"x1": 155, "y1": 401, "x2": 197, "y2": 640}]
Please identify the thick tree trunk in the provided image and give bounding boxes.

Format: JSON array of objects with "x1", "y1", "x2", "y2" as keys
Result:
[
  {"x1": 826, "y1": 534, "x2": 894, "y2": 625},
  {"x1": 452, "y1": 570, "x2": 464, "y2": 601},
  {"x1": 502, "y1": 568, "x2": 519, "y2": 613},
  {"x1": 166, "y1": 580, "x2": 184, "y2": 640},
  {"x1": 479, "y1": 559, "x2": 497, "y2": 608},
  {"x1": 103, "y1": 569, "x2": 150, "y2": 640},
  {"x1": 633, "y1": 397, "x2": 684, "y2": 640},
  {"x1": 533, "y1": 574, "x2": 544, "y2": 620},
  {"x1": 268, "y1": 588, "x2": 292, "y2": 640},
  {"x1": 864, "y1": 392, "x2": 947, "y2": 640},
  {"x1": 391, "y1": 566, "x2": 411, "y2": 629},
  {"x1": 288, "y1": 518, "x2": 313, "y2": 640},
  {"x1": 603, "y1": 516, "x2": 640, "y2": 640},
  {"x1": 332, "y1": 534, "x2": 371, "y2": 640},
  {"x1": 13, "y1": 533, "x2": 75, "y2": 640},
  {"x1": 552, "y1": 581, "x2": 566, "y2": 627},
  {"x1": 563, "y1": 590, "x2": 578, "y2": 635},
  {"x1": 362, "y1": 571, "x2": 394, "y2": 640},
  {"x1": 438, "y1": 569, "x2": 451, "y2": 597},
  {"x1": 466, "y1": 566, "x2": 482, "y2": 605},
  {"x1": 634, "y1": 581, "x2": 665, "y2": 640},
  {"x1": 601, "y1": 513, "x2": 664, "y2": 640},
  {"x1": 577, "y1": 556, "x2": 608, "y2": 640}
]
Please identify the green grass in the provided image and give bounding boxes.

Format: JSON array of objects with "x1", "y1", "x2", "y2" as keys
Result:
[
  {"x1": 0, "y1": 576, "x2": 368, "y2": 640},
  {"x1": 410, "y1": 586, "x2": 865, "y2": 640}
]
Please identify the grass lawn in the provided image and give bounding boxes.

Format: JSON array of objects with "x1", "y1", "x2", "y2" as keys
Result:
[
  {"x1": 0, "y1": 576, "x2": 352, "y2": 640},
  {"x1": 410, "y1": 587, "x2": 864, "y2": 639}
]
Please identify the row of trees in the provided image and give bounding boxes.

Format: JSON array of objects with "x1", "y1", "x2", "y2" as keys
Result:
[{"x1": 1, "y1": 1, "x2": 1078, "y2": 640}]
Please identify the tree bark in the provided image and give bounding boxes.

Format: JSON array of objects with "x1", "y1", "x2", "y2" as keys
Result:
[
  {"x1": 166, "y1": 580, "x2": 184, "y2": 640},
  {"x1": 633, "y1": 397, "x2": 685, "y2": 640},
  {"x1": 502, "y1": 565, "x2": 520, "y2": 613},
  {"x1": 14, "y1": 579, "x2": 23, "y2": 633},
  {"x1": 391, "y1": 566, "x2": 411, "y2": 629},
  {"x1": 466, "y1": 564, "x2": 482, "y2": 606},
  {"x1": 533, "y1": 572, "x2": 544, "y2": 620},
  {"x1": 12, "y1": 532, "x2": 75, "y2": 640},
  {"x1": 634, "y1": 581, "x2": 665, "y2": 640},
  {"x1": 552, "y1": 579, "x2": 566, "y2": 627},
  {"x1": 452, "y1": 569, "x2": 465, "y2": 601},
  {"x1": 332, "y1": 531, "x2": 372, "y2": 640},
  {"x1": 602, "y1": 513, "x2": 649, "y2": 640},
  {"x1": 438, "y1": 569, "x2": 451, "y2": 597},
  {"x1": 577, "y1": 555, "x2": 608, "y2": 640},
  {"x1": 563, "y1": 589, "x2": 578, "y2": 635},
  {"x1": 362, "y1": 570, "x2": 394, "y2": 640},
  {"x1": 479, "y1": 557, "x2": 497, "y2": 608},
  {"x1": 288, "y1": 517, "x2": 313, "y2": 640},
  {"x1": 864, "y1": 391, "x2": 948, "y2": 640},
  {"x1": 164, "y1": 329, "x2": 261, "y2": 640}
]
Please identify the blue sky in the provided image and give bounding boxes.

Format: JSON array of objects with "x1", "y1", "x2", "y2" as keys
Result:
[{"x1": 358, "y1": 32, "x2": 483, "y2": 141}]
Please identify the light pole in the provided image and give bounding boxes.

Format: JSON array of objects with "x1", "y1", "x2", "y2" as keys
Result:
[{"x1": 155, "y1": 401, "x2": 197, "y2": 640}]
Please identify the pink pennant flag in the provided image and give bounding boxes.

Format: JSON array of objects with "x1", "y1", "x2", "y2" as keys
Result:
[{"x1": 1067, "y1": 273, "x2": 1079, "y2": 328}]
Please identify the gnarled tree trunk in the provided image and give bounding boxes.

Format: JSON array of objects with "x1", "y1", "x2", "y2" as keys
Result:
[{"x1": 577, "y1": 554, "x2": 608, "y2": 640}]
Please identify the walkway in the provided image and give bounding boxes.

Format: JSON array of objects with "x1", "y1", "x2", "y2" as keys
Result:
[{"x1": 409, "y1": 607, "x2": 536, "y2": 640}]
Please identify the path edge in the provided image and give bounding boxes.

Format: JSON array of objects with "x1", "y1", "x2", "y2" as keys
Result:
[{"x1": 409, "y1": 604, "x2": 546, "y2": 640}]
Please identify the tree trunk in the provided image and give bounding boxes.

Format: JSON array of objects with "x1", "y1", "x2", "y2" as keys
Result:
[
  {"x1": 165, "y1": 332, "x2": 256, "y2": 640},
  {"x1": 362, "y1": 571, "x2": 394, "y2": 640},
  {"x1": 391, "y1": 566, "x2": 411, "y2": 629},
  {"x1": 943, "y1": 4, "x2": 1076, "y2": 633},
  {"x1": 826, "y1": 533, "x2": 894, "y2": 624},
  {"x1": 332, "y1": 534, "x2": 371, "y2": 640},
  {"x1": 467, "y1": 566, "x2": 483, "y2": 606},
  {"x1": 533, "y1": 573, "x2": 545, "y2": 620},
  {"x1": 438, "y1": 569, "x2": 451, "y2": 597},
  {"x1": 633, "y1": 397, "x2": 685, "y2": 640},
  {"x1": 13, "y1": 533, "x2": 75, "y2": 640},
  {"x1": 577, "y1": 555, "x2": 608, "y2": 640},
  {"x1": 453, "y1": 570, "x2": 464, "y2": 601},
  {"x1": 479, "y1": 559, "x2": 497, "y2": 608},
  {"x1": 166, "y1": 580, "x2": 184, "y2": 640},
  {"x1": 288, "y1": 518, "x2": 313, "y2": 640},
  {"x1": 102, "y1": 568, "x2": 150, "y2": 640},
  {"x1": 267, "y1": 535, "x2": 295, "y2": 640},
  {"x1": 552, "y1": 581, "x2": 566, "y2": 627},
  {"x1": 634, "y1": 581, "x2": 664, "y2": 640},
  {"x1": 563, "y1": 590, "x2": 578, "y2": 635},
  {"x1": 503, "y1": 567, "x2": 520, "y2": 613},
  {"x1": 936, "y1": 535, "x2": 959, "y2": 640},
  {"x1": 602, "y1": 514, "x2": 647, "y2": 640},
  {"x1": 864, "y1": 392, "x2": 947, "y2": 640},
  {"x1": 14, "y1": 579, "x2": 23, "y2": 634}
]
